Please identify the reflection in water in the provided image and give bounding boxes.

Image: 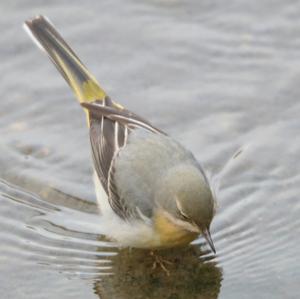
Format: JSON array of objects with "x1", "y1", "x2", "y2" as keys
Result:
[
  {"x1": 1, "y1": 122, "x2": 300, "y2": 298},
  {"x1": 0, "y1": 179, "x2": 221, "y2": 298},
  {"x1": 94, "y1": 246, "x2": 222, "y2": 299},
  {"x1": 1, "y1": 108, "x2": 300, "y2": 298}
]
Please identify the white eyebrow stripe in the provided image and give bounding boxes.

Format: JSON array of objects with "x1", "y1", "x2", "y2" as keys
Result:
[
  {"x1": 175, "y1": 198, "x2": 189, "y2": 218},
  {"x1": 162, "y1": 209, "x2": 200, "y2": 233}
]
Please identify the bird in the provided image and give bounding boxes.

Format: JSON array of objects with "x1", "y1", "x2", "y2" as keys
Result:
[{"x1": 24, "y1": 16, "x2": 216, "y2": 253}]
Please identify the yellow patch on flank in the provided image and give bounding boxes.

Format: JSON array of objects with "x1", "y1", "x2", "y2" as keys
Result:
[{"x1": 154, "y1": 211, "x2": 198, "y2": 248}]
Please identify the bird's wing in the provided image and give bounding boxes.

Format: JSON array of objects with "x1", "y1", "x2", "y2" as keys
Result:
[
  {"x1": 81, "y1": 102, "x2": 164, "y2": 134},
  {"x1": 83, "y1": 99, "x2": 165, "y2": 219}
]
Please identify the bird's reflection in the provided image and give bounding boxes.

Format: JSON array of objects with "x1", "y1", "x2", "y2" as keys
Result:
[
  {"x1": 94, "y1": 245, "x2": 222, "y2": 299},
  {"x1": 1, "y1": 178, "x2": 222, "y2": 299}
]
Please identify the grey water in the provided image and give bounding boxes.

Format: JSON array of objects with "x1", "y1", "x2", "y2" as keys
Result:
[{"x1": 1, "y1": 1, "x2": 300, "y2": 298}]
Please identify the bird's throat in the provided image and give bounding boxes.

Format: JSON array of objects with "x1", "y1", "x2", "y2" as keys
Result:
[{"x1": 154, "y1": 211, "x2": 198, "y2": 248}]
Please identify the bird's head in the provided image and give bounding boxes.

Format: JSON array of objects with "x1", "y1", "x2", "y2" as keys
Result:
[{"x1": 155, "y1": 164, "x2": 216, "y2": 253}]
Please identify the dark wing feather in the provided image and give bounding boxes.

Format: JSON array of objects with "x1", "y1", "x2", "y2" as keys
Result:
[
  {"x1": 107, "y1": 162, "x2": 132, "y2": 219},
  {"x1": 82, "y1": 102, "x2": 165, "y2": 135},
  {"x1": 89, "y1": 115, "x2": 115, "y2": 192},
  {"x1": 84, "y1": 98, "x2": 164, "y2": 219}
]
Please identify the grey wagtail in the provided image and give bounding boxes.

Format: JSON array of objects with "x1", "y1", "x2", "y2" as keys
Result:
[{"x1": 24, "y1": 16, "x2": 216, "y2": 253}]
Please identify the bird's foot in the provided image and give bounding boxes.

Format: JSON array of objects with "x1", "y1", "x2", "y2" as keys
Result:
[{"x1": 150, "y1": 251, "x2": 172, "y2": 276}]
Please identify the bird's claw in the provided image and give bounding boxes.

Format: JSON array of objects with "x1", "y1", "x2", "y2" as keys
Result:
[{"x1": 150, "y1": 251, "x2": 172, "y2": 276}]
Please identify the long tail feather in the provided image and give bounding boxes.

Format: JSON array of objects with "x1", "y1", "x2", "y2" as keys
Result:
[{"x1": 24, "y1": 15, "x2": 106, "y2": 103}]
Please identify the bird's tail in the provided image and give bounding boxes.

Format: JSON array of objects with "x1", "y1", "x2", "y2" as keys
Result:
[{"x1": 24, "y1": 15, "x2": 107, "y2": 104}]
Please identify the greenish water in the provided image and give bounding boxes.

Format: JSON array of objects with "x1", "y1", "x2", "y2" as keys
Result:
[{"x1": 1, "y1": 1, "x2": 300, "y2": 298}]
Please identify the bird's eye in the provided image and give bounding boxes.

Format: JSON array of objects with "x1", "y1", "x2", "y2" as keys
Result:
[
  {"x1": 179, "y1": 211, "x2": 189, "y2": 221},
  {"x1": 175, "y1": 198, "x2": 189, "y2": 221}
]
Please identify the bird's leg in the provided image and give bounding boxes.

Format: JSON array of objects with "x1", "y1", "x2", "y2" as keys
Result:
[{"x1": 150, "y1": 251, "x2": 172, "y2": 276}]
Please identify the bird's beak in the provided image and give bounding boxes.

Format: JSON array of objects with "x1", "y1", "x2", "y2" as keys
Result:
[{"x1": 202, "y1": 228, "x2": 216, "y2": 254}]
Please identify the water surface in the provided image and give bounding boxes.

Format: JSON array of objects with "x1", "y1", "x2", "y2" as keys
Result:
[{"x1": 1, "y1": 1, "x2": 300, "y2": 298}]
